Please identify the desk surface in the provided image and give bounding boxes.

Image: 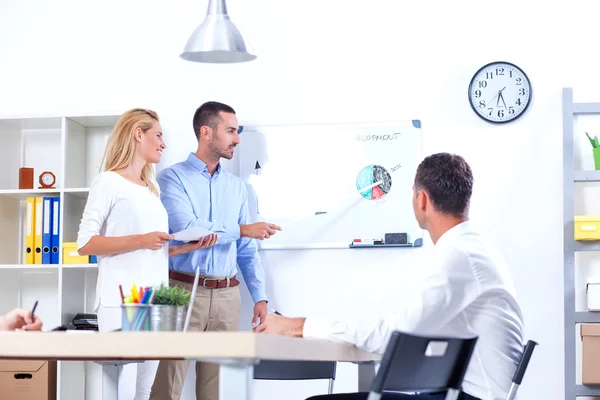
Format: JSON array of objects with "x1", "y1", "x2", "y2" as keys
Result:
[{"x1": 0, "y1": 331, "x2": 380, "y2": 363}]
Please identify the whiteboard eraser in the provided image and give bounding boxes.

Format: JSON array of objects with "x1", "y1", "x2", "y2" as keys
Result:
[{"x1": 385, "y1": 233, "x2": 408, "y2": 244}]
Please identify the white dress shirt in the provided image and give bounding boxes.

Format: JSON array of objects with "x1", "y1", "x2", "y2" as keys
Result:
[
  {"x1": 303, "y1": 220, "x2": 524, "y2": 400},
  {"x1": 77, "y1": 171, "x2": 169, "y2": 313}
]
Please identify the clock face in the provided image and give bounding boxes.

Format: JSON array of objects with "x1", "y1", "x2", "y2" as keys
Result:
[
  {"x1": 468, "y1": 61, "x2": 532, "y2": 123},
  {"x1": 41, "y1": 172, "x2": 54, "y2": 185}
]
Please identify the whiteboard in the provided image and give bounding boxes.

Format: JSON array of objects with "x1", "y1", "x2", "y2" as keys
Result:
[{"x1": 236, "y1": 120, "x2": 423, "y2": 250}]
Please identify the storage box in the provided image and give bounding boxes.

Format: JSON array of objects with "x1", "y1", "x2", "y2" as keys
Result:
[
  {"x1": 0, "y1": 360, "x2": 56, "y2": 400},
  {"x1": 62, "y1": 242, "x2": 89, "y2": 264},
  {"x1": 588, "y1": 278, "x2": 600, "y2": 311},
  {"x1": 575, "y1": 216, "x2": 600, "y2": 240}
]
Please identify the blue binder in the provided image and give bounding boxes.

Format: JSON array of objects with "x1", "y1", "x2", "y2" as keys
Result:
[
  {"x1": 42, "y1": 197, "x2": 52, "y2": 264},
  {"x1": 51, "y1": 197, "x2": 60, "y2": 264}
]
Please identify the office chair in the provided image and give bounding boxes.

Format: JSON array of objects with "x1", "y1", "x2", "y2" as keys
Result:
[
  {"x1": 253, "y1": 360, "x2": 337, "y2": 394},
  {"x1": 366, "y1": 331, "x2": 478, "y2": 400},
  {"x1": 505, "y1": 340, "x2": 537, "y2": 400}
]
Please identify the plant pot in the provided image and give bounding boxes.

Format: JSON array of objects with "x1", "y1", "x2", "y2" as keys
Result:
[
  {"x1": 150, "y1": 305, "x2": 184, "y2": 331},
  {"x1": 594, "y1": 148, "x2": 600, "y2": 170}
]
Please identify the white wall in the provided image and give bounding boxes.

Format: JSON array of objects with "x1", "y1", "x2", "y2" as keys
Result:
[{"x1": 4, "y1": 0, "x2": 600, "y2": 399}]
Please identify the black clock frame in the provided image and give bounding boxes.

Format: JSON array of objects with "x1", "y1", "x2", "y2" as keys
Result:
[{"x1": 467, "y1": 60, "x2": 533, "y2": 124}]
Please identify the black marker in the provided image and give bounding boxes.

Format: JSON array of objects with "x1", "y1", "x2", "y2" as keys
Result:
[{"x1": 270, "y1": 309, "x2": 283, "y2": 316}]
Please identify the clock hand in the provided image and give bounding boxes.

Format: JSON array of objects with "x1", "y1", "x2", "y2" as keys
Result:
[
  {"x1": 495, "y1": 87, "x2": 507, "y2": 107},
  {"x1": 498, "y1": 91, "x2": 507, "y2": 108},
  {"x1": 488, "y1": 92, "x2": 499, "y2": 108}
]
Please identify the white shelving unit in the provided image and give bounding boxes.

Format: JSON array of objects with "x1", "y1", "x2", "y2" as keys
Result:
[{"x1": 0, "y1": 113, "x2": 119, "y2": 400}]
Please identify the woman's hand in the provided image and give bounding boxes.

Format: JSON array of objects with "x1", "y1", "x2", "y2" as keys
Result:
[
  {"x1": 169, "y1": 234, "x2": 218, "y2": 257},
  {"x1": 140, "y1": 231, "x2": 173, "y2": 250}
]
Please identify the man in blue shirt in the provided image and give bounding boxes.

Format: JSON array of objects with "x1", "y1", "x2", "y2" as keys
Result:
[{"x1": 150, "y1": 101, "x2": 281, "y2": 400}]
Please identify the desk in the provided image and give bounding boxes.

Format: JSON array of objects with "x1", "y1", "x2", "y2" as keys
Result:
[{"x1": 0, "y1": 331, "x2": 380, "y2": 400}]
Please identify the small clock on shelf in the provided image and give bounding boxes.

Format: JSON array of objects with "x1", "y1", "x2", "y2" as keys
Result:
[
  {"x1": 39, "y1": 171, "x2": 56, "y2": 189},
  {"x1": 468, "y1": 61, "x2": 532, "y2": 124}
]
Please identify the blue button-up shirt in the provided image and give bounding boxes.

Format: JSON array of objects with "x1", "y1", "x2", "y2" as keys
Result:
[{"x1": 156, "y1": 152, "x2": 267, "y2": 303}]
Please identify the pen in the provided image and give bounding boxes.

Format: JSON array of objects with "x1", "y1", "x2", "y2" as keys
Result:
[
  {"x1": 270, "y1": 309, "x2": 282, "y2": 316},
  {"x1": 31, "y1": 300, "x2": 38, "y2": 320},
  {"x1": 119, "y1": 285, "x2": 125, "y2": 304}
]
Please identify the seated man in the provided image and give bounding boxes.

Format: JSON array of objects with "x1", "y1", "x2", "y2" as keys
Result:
[
  {"x1": 0, "y1": 308, "x2": 43, "y2": 331},
  {"x1": 255, "y1": 153, "x2": 524, "y2": 400}
]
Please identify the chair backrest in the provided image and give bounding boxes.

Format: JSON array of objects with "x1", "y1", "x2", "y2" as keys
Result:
[
  {"x1": 253, "y1": 360, "x2": 336, "y2": 381},
  {"x1": 369, "y1": 331, "x2": 478, "y2": 397},
  {"x1": 505, "y1": 340, "x2": 538, "y2": 400}
]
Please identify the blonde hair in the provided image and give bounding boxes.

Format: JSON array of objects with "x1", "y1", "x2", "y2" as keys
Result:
[{"x1": 103, "y1": 108, "x2": 160, "y2": 196}]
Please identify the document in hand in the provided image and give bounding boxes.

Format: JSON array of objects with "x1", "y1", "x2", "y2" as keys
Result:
[{"x1": 172, "y1": 226, "x2": 215, "y2": 242}]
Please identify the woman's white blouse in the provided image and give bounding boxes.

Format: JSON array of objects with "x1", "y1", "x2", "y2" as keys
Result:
[{"x1": 76, "y1": 171, "x2": 169, "y2": 311}]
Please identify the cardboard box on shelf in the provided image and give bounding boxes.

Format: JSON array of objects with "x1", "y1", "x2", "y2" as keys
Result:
[
  {"x1": 0, "y1": 360, "x2": 56, "y2": 400},
  {"x1": 575, "y1": 216, "x2": 600, "y2": 240}
]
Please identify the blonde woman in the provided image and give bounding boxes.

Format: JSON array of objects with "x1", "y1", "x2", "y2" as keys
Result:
[{"x1": 77, "y1": 108, "x2": 217, "y2": 400}]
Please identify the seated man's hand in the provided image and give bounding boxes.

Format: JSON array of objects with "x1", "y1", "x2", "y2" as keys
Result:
[
  {"x1": 254, "y1": 314, "x2": 305, "y2": 337},
  {"x1": 0, "y1": 308, "x2": 43, "y2": 331}
]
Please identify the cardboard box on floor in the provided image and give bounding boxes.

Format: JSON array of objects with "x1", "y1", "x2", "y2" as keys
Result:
[{"x1": 0, "y1": 360, "x2": 57, "y2": 400}]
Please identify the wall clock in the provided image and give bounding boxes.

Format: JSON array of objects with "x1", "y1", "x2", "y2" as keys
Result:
[
  {"x1": 468, "y1": 61, "x2": 532, "y2": 124},
  {"x1": 39, "y1": 171, "x2": 56, "y2": 189}
]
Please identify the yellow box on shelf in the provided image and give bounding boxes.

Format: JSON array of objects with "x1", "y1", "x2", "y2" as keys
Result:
[
  {"x1": 62, "y1": 242, "x2": 89, "y2": 264},
  {"x1": 575, "y1": 216, "x2": 600, "y2": 240}
]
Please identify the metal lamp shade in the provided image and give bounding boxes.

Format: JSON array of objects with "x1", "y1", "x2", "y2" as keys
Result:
[{"x1": 180, "y1": 0, "x2": 256, "y2": 63}]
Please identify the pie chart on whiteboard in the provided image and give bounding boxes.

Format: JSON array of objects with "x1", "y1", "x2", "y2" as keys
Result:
[{"x1": 356, "y1": 165, "x2": 392, "y2": 200}]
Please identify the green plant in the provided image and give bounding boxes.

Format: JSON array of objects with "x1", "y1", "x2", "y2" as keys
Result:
[
  {"x1": 585, "y1": 132, "x2": 600, "y2": 148},
  {"x1": 151, "y1": 285, "x2": 191, "y2": 307}
]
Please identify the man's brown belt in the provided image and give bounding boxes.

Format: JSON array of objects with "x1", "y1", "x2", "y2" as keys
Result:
[{"x1": 169, "y1": 270, "x2": 239, "y2": 289}]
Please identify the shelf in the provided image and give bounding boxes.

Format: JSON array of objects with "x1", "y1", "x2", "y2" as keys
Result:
[
  {"x1": 0, "y1": 117, "x2": 63, "y2": 130},
  {"x1": 61, "y1": 264, "x2": 97, "y2": 269},
  {"x1": 573, "y1": 102, "x2": 600, "y2": 115},
  {"x1": 0, "y1": 188, "x2": 91, "y2": 200},
  {"x1": 565, "y1": 89, "x2": 600, "y2": 400},
  {"x1": 0, "y1": 189, "x2": 60, "y2": 200},
  {"x1": 576, "y1": 384, "x2": 600, "y2": 396},
  {"x1": 0, "y1": 264, "x2": 97, "y2": 270},
  {"x1": 575, "y1": 312, "x2": 600, "y2": 323},
  {"x1": 63, "y1": 188, "x2": 89, "y2": 199},
  {"x1": 0, "y1": 264, "x2": 59, "y2": 270},
  {"x1": 574, "y1": 170, "x2": 600, "y2": 182},
  {"x1": 0, "y1": 113, "x2": 118, "y2": 400},
  {"x1": 67, "y1": 115, "x2": 119, "y2": 128},
  {"x1": 574, "y1": 241, "x2": 600, "y2": 252}
]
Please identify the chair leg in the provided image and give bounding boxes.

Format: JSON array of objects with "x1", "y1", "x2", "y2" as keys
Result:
[
  {"x1": 444, "y1": 388, "x2": 460, "y2": 400},
  {"x1": 328, "y1": 378, "x2": 334, "y2": 395}
]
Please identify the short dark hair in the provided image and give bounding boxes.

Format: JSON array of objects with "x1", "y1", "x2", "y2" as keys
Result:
[
  {"x1": 193, "y1": 101, "x2": 236, "y2": 139},
  {"x1": 414, "y1": 153, "x2": 473, "y2": 217}
]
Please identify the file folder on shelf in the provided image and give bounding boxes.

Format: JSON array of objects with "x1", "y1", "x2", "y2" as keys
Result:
[
  {"x1": 34, "y1": 197, "x2": 43, "y2": 264},
  {"x1": 42, "y1": 197, "x2": 52, "y2": 264},
  {"x1": 51, "y1": 197, "x2": 60, "y2": 264},
  {"x1": 25, "y1": 197, "x2": 35, "y2": 264}
]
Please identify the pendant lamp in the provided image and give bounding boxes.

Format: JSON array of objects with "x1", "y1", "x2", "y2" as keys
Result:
[{"x1": 180, "y1": 0, "x2": 257, "y2": 63}]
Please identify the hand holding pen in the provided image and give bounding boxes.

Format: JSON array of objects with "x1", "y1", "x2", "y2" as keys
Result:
[{"x1": 0, "y1": 301, "x2": 43, "y2": 331}]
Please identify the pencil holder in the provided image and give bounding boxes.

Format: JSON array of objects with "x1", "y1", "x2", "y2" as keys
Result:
[{"x1": 121, "y1": 304, "x2": 151, "y2": 331}]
